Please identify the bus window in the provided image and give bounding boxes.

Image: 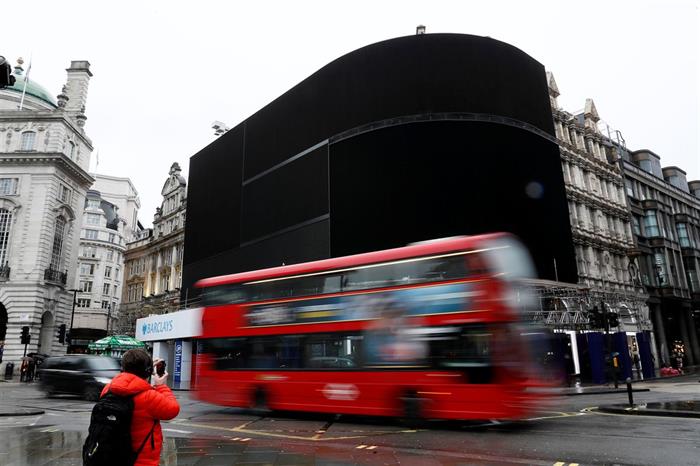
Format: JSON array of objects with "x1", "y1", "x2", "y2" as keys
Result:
[
  {"x1": 204, "y1": 338, "x2": 247, "y2": 370},
  {"x1": 202, "y1": 284, "x2": 247, "y2": 307},
  {"x1": 306, "y1": 334, "x2": 362, "y2": 369},
  {"x1": 430, "y1": 325, "x2": 493, "y2": 383}
]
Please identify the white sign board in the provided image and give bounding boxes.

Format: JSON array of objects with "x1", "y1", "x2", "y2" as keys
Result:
[{"x1": 135, "y1": 307, "x2": 203, "y2": 342}]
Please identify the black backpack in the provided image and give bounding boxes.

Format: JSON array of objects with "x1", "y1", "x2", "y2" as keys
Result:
[{"x1": 82, "y1": 392, "x2": 156, "y2": 466}]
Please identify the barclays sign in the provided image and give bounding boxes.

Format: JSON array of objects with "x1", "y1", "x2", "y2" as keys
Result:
[
  {"x1": 141, "y1": 319, "x2": 174, "y2": 336},
  {"x1": 135, "y1": 308, "x2": 202, "y2": 342}
]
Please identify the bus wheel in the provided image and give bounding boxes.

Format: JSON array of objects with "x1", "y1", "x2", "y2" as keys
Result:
[
  {"x1": 251, "y1": 387, "x2": 270, "y2": 416},
  {"x1": 400, "y1": 390, "x2": 423, "y2": 428}
]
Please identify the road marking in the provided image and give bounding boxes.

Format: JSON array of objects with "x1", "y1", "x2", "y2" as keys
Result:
[
  {"x1": 553, "y1": 463, "x2": 565, "y2": 466},
  {"x1": 169, "y1": 421, "x2": 418, "y2": 442},
  {"x1": 366, "y1": 445, "x2": 377, "y2": 450},
  {"x1": 162, "y1": 428, "x2": 192, "y2": 434},
  {"x1": 525, "y1": 411, "x2": 587, "y2": 421},
  {"x1": 356, "y1": 445, "x2": 367, "y2": 449}
]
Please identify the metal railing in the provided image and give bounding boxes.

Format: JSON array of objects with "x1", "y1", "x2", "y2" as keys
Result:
[
  {"x1": 0, "y1": 262, "x2": 9, "y2": 281},
  {"x1": 44, "y1": 267, "x2": 67, "y2": 285}
]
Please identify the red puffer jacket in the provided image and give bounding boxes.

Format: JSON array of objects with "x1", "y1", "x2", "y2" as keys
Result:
[{"x1": 100, "y1": 372, "x2": 180, "y2": 466}]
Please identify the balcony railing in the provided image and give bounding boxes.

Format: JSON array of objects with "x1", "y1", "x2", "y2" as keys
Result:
[
  {"x1": 0, "y1": 263, "x2": 9, "y2": 281},
  {"x1": 44, "y1": 267, "x2": 67, "y2": 285}
]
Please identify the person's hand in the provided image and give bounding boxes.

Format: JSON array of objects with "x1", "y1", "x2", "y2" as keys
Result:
[{"x1": 152, "y1": 370, "x2": 168, "y2": 386}]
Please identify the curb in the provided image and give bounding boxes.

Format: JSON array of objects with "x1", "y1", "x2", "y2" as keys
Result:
[
  {"x1": 598, "y1": 404, "x2": 700, "y2": 418},
  {"x1": 0, "y1": 407, "x2": 45, "y2": 417},
  {"x1": 561, "y1": 388, "x2": 650, "y2": 396}
]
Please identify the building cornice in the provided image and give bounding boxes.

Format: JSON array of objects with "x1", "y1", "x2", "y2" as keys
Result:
[
  {"x1": 0, "y1": 112, "x2": 94, "y2": 148},
  {"x1": 0, "y1": 152, "x2": 94, "y2": 187},
  {"x1": 622, "y1": 160, "x2": 700, "y2": 208}
]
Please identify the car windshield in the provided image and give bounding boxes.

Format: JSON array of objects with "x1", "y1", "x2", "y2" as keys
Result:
[{"x1": 87, "y1": 357, "x2": 121, "y2": 371}]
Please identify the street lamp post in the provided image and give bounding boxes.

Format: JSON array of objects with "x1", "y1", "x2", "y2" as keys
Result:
[{"x1": 106, "y1": 304, "x2": 112, "y2": 335}]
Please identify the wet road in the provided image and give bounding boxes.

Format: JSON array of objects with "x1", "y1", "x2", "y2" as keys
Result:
[{"x1": 1, "y1": 377, "x2": 699, "y2": 465}]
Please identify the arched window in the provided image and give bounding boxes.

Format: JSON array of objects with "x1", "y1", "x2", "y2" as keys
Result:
[
  {"x1": 49, "y1": 216, "x2": 67, "y2": 271},
  {"x1": 20, "y1": 132, "x2": 36, "y2": 151},
  {"x1": 68, "y1": 141, "x2": 76, "y2": 159},
  {"x1": 0, "y1": 208, "x2": 12, "y2": 266}
]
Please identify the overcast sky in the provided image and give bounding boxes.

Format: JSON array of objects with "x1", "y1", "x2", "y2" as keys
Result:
[{"x1": 3, "y1": 0, "x2": 698, "y2": 227}]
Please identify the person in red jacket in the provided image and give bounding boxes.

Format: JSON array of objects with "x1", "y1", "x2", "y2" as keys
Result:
[{"x1": 100, "y1": 349, "x2": 180, "y2": 466}]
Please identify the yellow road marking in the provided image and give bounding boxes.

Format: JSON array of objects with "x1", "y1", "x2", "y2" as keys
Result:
[
  {"x1": 171, "y1": 419, "x2": 414, "y2": 441},
  {"x1": 553, "y1": 462, "x2": 566, "y2": 466}
]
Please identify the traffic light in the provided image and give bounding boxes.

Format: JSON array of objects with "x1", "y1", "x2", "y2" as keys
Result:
[
  {"x1": 588, "y1": 306, "x2": 602, "y2": 328},
  {"x1": 20, "y1": 326, "x2": 30, "y2": 345},
  {"x1": 608, "y1": 312, "x2": 620, "y2": 328},
  {"x1": 0, "y1": 56, "x2": 16, "y2": 89},
  {"x1": 58, "y1": 324, "x2": 67, "y2": 344}
]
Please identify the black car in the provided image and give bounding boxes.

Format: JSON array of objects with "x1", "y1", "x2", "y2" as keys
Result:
[{"x1": 39, "y1": 355, "x2": 121, "y2": 400}]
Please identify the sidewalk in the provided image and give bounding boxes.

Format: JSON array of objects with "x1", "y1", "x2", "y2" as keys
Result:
[{"x1": 599, "y1": 401, "x2": 700, "y2": 419}]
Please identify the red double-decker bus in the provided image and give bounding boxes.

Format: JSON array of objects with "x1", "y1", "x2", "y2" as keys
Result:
[{"x1": 193, "y1": 233, "x2": 551, "y2": 421}]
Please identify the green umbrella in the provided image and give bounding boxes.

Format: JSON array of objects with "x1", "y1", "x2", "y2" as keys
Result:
[{"x1": 88, "y1": 335, "x2": 146, "y2": 352}]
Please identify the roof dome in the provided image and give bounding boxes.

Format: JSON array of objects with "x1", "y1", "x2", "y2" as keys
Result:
[{"x1": 6, "y1": 64, "x2": 57, "y2": 108}]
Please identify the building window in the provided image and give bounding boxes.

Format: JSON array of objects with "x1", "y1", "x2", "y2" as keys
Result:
[
  {"x1": 86, "y1": 213, "x2": 101, "y2": 225},
  {"x1": 85, "y1": 229, "x2": 98, "y2": 240},
  {"x1": 103, "y1": 283, "x2": 110, "y2": 295},
  {"x1": 0, "y1": 208, "x2": 12, "y2": 266},
  {"x1": 80, "y1": 263, "x2": 95, "y2": 275},
  {"x1": 113, "y1": 284, "x2": 118, "y2": 296},
  {"x1": 60, "y1": 185, "x2": 72, "y2": 204},
  {"x1": 77, "y1": 298, "x2": 91, "y2": 308},
  {"x1": 49, "y1": 216, "x2": 67, "y2": 271},
  {"x1": 87, "y1": 199, "x2": 100, "y2": 209},
  {"x1": 101, "y1": 301, "x2": 110, "y2": 309},
  {"x1": 654, "y1": 252, "x2": 668, "y2": 286},
  {"x1": 643, "y1": 210, "x2": 660, "y2": 237},
  {"x1": 80, "y1": 281, "x2": 93, "y2": 292},
  {"x1": 20, "y1": 132, "x2": 36, "y2": 151},
  {"x1": 632, "y1": 216, "x2": 641, "y2": 236},
  {"x1": 676, "y1": 223, "x2": 692, "y2": 248},
  {"x1": 639, "y1": 159, "x2": 653, "y2": 174},
  {"x1": 106, "y1": 250, "x2": 114, "y2": 261},
  {"x1": 68, "y1": 141, "x2": 75, "y2": 159},
  {"x1": 108, "y1": 233, "x2": 115, "y2": 243},
  {"x1": 105, "y1": 266, "x2": 112, "y2": 278},
  {"x1": 0, "y1": 178, "x2": 19, "y2": 195},
  {"x1": 160, "y1": 273, "x2": 170, "y2": 292}
]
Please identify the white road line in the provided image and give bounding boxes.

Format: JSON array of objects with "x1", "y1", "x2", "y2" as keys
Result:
[{"x1": 162, "y1": 428, "x2": 192, "y2": 434}]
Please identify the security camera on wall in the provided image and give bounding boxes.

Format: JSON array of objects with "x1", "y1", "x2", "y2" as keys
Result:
[{"x1": 211, "y1": 120, "x2": 229, "y2": 136}]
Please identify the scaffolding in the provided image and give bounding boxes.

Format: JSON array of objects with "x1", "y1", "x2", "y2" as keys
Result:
[{"x1": 520, "y1": 279, "x2": 651, "y2": 332}]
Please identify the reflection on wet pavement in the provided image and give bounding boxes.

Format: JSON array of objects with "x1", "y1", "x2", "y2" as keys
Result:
[
  {"x1": 0, "y1": 426, "x2": 526, "y2": 466},
  {"x1": 641, "y1": 400, "x2": 700, "y2": 412}
]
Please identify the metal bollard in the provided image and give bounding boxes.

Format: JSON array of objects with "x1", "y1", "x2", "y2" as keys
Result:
[{"x1": 626, "y1": 377, "x2": 633, "y2": 407}]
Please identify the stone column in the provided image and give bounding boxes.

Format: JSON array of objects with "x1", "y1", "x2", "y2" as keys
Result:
[
  {"x1": 652, "y1": 304, "x2": 670, "y2": 365},
  {"x1": 684, "y1": 308, "x2": 700, "y2": 366},
  {"x1": 679, "y1": 307, "x2": 695, "y2": 366}
]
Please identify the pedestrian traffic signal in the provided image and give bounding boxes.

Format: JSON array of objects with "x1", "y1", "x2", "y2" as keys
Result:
[
  {"x1": 20, "y1": 326, "x2": 30, "y2": 345},
  {"x1": 0, "y1": 56, "x2": 16, "y2": 89},
  {"x1": 58, "y1": 324, "x2": 67, "y2": 344}
]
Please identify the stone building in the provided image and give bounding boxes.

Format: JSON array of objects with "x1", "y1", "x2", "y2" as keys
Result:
[
  {"x1": 117, "y1": 163, "x2": 186, "y2": 335},
  {"x1": 0, "y1": 59, "x2": 93, "y2": 371},
  {"x1": 620, "y1": 151, "x2": 700, "y2": 366},
  {"x1": 540, "y1": 72, "x2": 655, "y2": 376},
  {"x1": 70, "y1": 174, "x2": 139, "y2": 351}
]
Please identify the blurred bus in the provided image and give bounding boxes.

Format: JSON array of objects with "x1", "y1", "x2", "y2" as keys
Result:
[{"x1": 193, "y1": 233, "x2": 551, "y2": 421}]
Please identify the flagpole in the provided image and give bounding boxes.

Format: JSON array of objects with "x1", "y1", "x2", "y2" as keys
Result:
[{"x1": 18, "y1": 54, "x2": 32, "y2": 111}]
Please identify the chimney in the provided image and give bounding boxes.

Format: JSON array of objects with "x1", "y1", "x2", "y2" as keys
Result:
[{"x1": 63, "y1": 60, "x2": 92, "y2": 114}]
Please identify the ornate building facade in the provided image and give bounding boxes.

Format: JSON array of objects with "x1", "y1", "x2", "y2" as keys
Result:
[
  {"x1": 0, "y1": 59, "x2": 93, "y2": 371},
  {"x1": 70, "y1": 174, "x2": 139, "y2": 350},
  {"x1": 537, "y1": 73, "x2": 655, "y2": 376},
  {"x1": 117, "y1": 163, "x2": 186, "y2": 335},
  {"x1": 621, "y1": 151, "x2": 700, "y2": 366}
]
